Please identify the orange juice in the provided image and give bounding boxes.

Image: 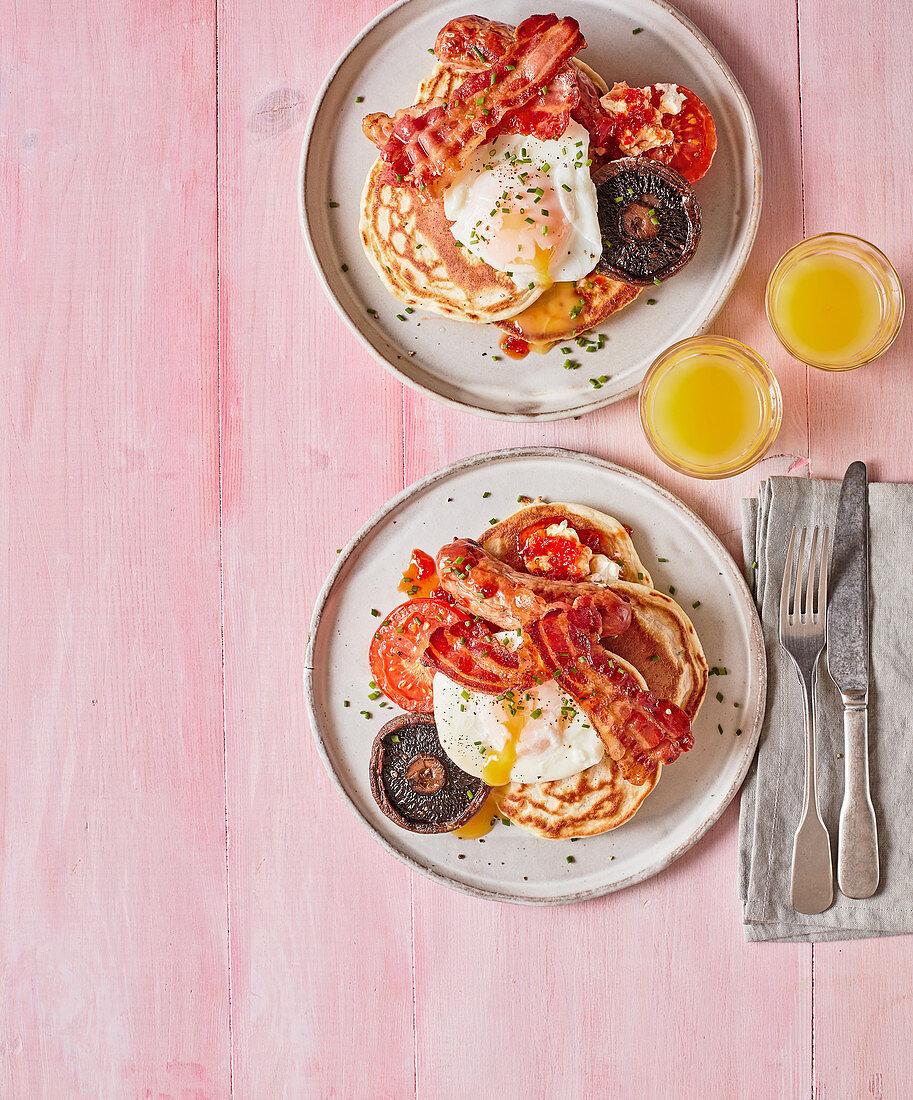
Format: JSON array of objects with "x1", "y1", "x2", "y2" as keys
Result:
[
  {"x1": 639, "y1": 337, "x2": 782, "y2": 479},
  {"x1": 766, "y1": 233, "x2": 904, "y2": 371},
  {"x1": 769, "y1": 254, "x2": 882, "y2": 366},
  {"x1": 650, "y1": 355, "x2": 762, "y2": 466}
]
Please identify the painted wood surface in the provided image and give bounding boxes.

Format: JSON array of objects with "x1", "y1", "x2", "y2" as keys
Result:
[{"x1": 1, "y1": 0, "x2": 911, "y2": 1096}]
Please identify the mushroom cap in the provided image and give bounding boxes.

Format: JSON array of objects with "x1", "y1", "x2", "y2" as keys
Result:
[
  {"x1": 369, "y1": 713, "x2": 490, "y2": 833},
  {"x1": 593, "y1": 157, "x2": 702, "y2": 286}
]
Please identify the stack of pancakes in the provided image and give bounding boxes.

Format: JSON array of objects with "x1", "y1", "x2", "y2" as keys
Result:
[
  {"x1": 478, "y1": 502, "x2": 708, "y2": 838},
  {"x1": 360, "y1": 60, "x2": 641, "y2": 347}
]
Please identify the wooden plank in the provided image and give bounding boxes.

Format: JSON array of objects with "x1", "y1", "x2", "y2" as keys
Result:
[
  {"x1": 800, "y1": 2, "x2": 913, "y2": 1096},
  {"x1": 0, "y1": 2, "x2": 228, "y2": 1096},
  {"x1": 406, "y1": 2, "x2": 813, "y2": 1096},
  {"x1": 217, "y1": 0, "x2": 415, "y2": 1094}
]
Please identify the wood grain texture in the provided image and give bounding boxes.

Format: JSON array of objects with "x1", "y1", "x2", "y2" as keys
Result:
[
  {"x1": 217, "y1": 1, "x2": 413, "y2": 1096},
  {"x1": 3, "y1": 0, "x2": 911, "y2": 1095},
  {"x1": 404, "y1": 5, "x2": 813, "y2": 1096},
  {"x1": 799, "y1": 2, "x2": 913, "y2": 1097},
  {"x1": 0, "y1": 1, "x2": 228, "y2": 1096}
]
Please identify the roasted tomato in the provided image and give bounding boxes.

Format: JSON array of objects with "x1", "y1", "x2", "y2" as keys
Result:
[
  {"x1": 369, "y1": 599, "x2": 470, "y2": 712},
  {"x1": 645, "y1": 85, "x2": 717, "y2": 183}
]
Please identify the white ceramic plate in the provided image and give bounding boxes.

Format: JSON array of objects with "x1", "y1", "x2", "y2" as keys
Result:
[
  {"x1": 299, "y1": 0, "x2": 761, "y2": 421},
  {"x1": 305, "y1": 448, "x2": 766, "y2": 904}
]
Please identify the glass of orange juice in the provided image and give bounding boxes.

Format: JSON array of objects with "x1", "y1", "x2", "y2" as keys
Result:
[
  {"x1": 766, "y1": 233, "x2": 904, "y2": 370},
  {"x1": 639, "y1": 336, "x2": 782, "y2": 479}
]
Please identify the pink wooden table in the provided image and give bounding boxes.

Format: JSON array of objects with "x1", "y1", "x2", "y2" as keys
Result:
[{"x1": 2, "y1": 0, "x2": 911, "y2": 1095}]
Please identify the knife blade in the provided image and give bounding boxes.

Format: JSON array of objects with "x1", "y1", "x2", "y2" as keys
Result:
[
  {"x1": 828, "y1": 460, "x2": 878, "y2": 898},
  {"x1": 828, "y1": 461, "x2": 869, "y2": 693}
]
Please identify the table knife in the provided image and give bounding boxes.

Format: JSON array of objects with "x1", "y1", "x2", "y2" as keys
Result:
[{"x1": 828, "y1": 461, "x2": 879, "y2": 898}]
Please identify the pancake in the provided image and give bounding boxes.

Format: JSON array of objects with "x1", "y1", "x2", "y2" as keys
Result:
[
  {"x1": 481, "y1": 506, "x2": 708, "y2": 719},
  {"x1": 360, "y1": 62, "x2": 542, "y2": 323},
  {"x1": 359, "y1": 58, "x2": 634, "y2": 328},
  {"x1": 480, "y1": 501, "x2": 652, "y2": 585},
  {"x1": 493, "y1": 273, "x2": 641, "y2": 348},
  {"x1": 497, "y1": 655, "x2": 661, "y2": 838},
  {"x1": 603, "y1": 581, "x2": 708, "y2": 720},
  {"x1": 360, "y1": 161, "x2": 541, "y2": 322}
]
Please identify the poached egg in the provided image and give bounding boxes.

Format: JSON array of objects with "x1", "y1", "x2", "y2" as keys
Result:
[
  {"x1": 433, "y1": 633, "x2": 605, "y2": 785},
  {"x1": 442, "y1": 120, "x2": 602, "y2": 291}
]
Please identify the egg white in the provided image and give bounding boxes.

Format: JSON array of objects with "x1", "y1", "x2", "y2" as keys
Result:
[
  {"x1": 442, "y1": 120, "x2": 602, "y2": 290},
  {"x1": 433, "y1": 633, "x2": 604, "y2": 784}
]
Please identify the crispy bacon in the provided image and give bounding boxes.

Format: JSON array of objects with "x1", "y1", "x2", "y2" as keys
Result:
[
  {"x1": 421, "y1": 618, "x2": 539, "y2": 695},
  {"x1": 497, "y1": 64, "x2": 579, "y2": 140},
  {"x1": 364, "y1": 14, "x2": 586, "y2": 193},
  {"x1": 432, "y1": 16, "x2": 676, "y2": 161},
  {"x1": 526, "y1": 598, "x2": 693, "y2": 784},
  {"x1": 436, "y1": 539, "x2": 631, "y2": 637},
  {"x1": 570, "y1": 66, "x2": 624, "y2": 160}
]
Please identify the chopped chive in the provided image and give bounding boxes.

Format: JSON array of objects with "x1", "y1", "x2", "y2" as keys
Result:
[
  {"x1": 716, "y1": 692, "x2": 724, "y2": 703},
  {"x1": 328, "y1": 201, "x2": 339, "y2": 208},
  {"x1": 341, "y1": 263, "x2": 348, "y2": 272},
  {"x1": 633, "y1": 26, "x2": 644, "y2": 34}
]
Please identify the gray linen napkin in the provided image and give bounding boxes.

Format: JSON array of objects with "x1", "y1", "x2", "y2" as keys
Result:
[{"x1": 740, "y1": 475, "x2": 913, "y2": 942}]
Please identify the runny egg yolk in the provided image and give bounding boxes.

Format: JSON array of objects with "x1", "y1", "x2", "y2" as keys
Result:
[
  {"x1": 481, "y1": 697, "x2": 528, "y2": 786},
  {"x1": 452, "y1": 699, "x2": 527, "y2": 840},
  {"x1": 451, "y1": 789, "x2": 502, "y2": 839},
  {"x1": 530, "y1": 243, "x2": 555, "y2": 290}
]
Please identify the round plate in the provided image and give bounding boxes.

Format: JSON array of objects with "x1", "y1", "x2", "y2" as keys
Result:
[
  {"x1": 299, "y1": 0, "x2": 762, "y2": 421},
  {"x1": 305, "y1": 448, "x2": 767, "y2": 904}
]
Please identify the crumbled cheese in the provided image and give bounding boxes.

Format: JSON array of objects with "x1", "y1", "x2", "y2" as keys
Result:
[
  {"x1": 544, "y1": 519, "x2": 581, "y2": 542},
  {"x1": 652, "y1": 82, "x2": 686, "y2": 116},
  {"x1": 587, "y1": 554, "x2": 622, "y2": 584}
]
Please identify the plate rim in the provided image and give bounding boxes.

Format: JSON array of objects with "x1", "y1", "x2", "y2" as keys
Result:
[
  {"x1": 304, "y1": 446, "x2": 768, "y2": 905},
  {"x1": 298, "y1": 0, "x2": 764, "y2": 422}
]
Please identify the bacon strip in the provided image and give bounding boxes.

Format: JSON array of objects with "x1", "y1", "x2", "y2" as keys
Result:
[
  {"x1": 497, "y1": 64, "x2": 580, "y2": 141},
  {"x1": 430, "y1": 16, "x2": 674, "y2": 161},
  {"x1": 421, "y1": 619, "x2": 539, "y2": 695},
  {"x1": 526, "y1": 598, "x2": 693, "y2": 784},
  {"x1": 364, "y1": 15, "x2": 586, "y2": 193},
  {"x1": 437, "y1": 539, "x2": 631, "y2": 637}
]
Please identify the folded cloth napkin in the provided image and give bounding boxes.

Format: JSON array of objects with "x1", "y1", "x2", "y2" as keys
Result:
[{"x1": 740, "y1": 475, "x2": 913, "y2": 942}]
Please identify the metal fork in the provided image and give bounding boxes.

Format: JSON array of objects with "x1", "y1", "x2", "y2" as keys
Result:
[{"x1": 779, "y1": 525, "x2": 834, "y2": 914}]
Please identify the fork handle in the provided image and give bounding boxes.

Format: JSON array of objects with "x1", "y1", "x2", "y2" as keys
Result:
[
  {"x1": 790, "y1": 662, "x2": 834, "y2": 914},
  {"x1": 838, "y1": 696, "x2": 879, "y2": 899}
]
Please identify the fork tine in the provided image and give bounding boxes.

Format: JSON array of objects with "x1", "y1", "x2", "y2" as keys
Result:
[
  {"x1": 816, "y1": 526, "x2": 829, "y2": 618},
  {"x1": 780, "y1": 526, "x2": 798, "y2": 627},
  {"x1": 794, "y1": 526, "x2": 807, "y2": 618},
  {"x1": 804, "y1": 526, "x2": 819, "y2": 618}
]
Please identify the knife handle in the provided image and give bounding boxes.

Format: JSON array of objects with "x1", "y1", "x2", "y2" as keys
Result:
[{"x1": 837, "y1": 695, "x2": 879, "y2": 899}]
